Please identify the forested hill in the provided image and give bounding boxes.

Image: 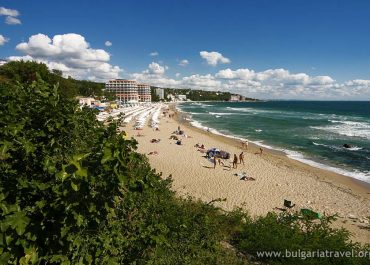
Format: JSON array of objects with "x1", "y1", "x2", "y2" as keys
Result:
[
  {"x1": 0, "y1": 61, "x2": 256, "y2": 102},
  {"x1": 151, "y1": 86, "x2": 258, "y2": 102},
  {"x1": 0, "y1": 61, "x2": 104, "y2": 98}
]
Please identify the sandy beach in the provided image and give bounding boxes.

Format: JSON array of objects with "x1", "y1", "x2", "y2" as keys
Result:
[{"x1": 123, "y1": 106, "x2": 370, "y2": 244}]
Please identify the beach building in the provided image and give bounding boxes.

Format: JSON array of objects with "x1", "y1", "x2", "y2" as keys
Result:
[
  {"x1": 167, "y1": 93, "x2": 175, "y2": 101},
  {"x1": 230, "y1": 95, "x2": 240, "y2": 102},
  {"x1": 137, "y1": 84, "x2": 151, "y2": 102},
  {"x1": 105, "y1": 79, "x2": 152, "y2": 103},
  {"x1": 177, "y1": 94, "x2": 187, "y2": 101},
  {"x1": 155, "y1": 88, "x2": 164, "y2": 100},
  {"x1": 105, "y1": 79, "x2": 139, "y2": 103},
  {"x1": 78, "y1": 97, "x2": 97, "y2": 107}
]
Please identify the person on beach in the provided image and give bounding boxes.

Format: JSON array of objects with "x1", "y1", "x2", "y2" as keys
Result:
[
  {"x1": 239, "y1": 152, "x2": 245, "y2": 165},
  {"x1": 233, "y1": 154, "x2": 238, "y2": 169},
  {"x1": 217, "y1": 157, "x2": 225, "y2": 166},
  {"x1": 259, "y1": 148, "x2": 263, "y2": 155},
  {"x1": 213, "y1": 157, "x2": 217, "y2": 169}
]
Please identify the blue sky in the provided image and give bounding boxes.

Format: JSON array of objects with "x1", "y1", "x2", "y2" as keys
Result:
[{"x1": 1, "y1": 0, "x2": 370, "y2": 99}]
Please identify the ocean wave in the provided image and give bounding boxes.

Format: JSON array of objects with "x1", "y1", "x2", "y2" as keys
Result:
[
  {"x1": 311, "y1": 120, "x2": 370, "y2": 140},
  {"x1": 313, "y1": 142, "x2": 363, "y2": 151},
  {"x1": 208, "y1": 112, "x2": 235, "y2": 116},
  {"x1": 284, "y1": 150, "x2": 370, "y2": 183},
  {"x1": 190, "y1": 121, "x2": 370, "y2": 183},
  {"x1": 346, "y1": 146, "x2": 363, "y2": 151}
]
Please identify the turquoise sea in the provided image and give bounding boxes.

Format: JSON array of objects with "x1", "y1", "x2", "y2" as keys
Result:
[{"x1": 178, "y1": 101, "x2": 370, "y2": 184}]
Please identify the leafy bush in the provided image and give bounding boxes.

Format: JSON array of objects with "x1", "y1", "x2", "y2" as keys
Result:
[
  {"x1": 0, "y1": 70, "x2": 247, "y2": 263},
  {"x1": 233, "y1": 211, "x2": 370, "y2": 265}
]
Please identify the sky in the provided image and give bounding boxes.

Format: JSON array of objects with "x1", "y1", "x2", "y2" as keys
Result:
[{"x1": 1, "y1": 0, "x2": 370, "y2": 100}]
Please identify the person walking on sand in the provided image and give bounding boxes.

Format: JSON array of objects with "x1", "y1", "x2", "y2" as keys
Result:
[
  {"x1": 233, "y1": 154, "x2": 238, "y2": 169},
  {"x1": 259, "y1": 148, "x2": 263, "y2": 154},
  {"x1": 239, "y1": 152, "x2": 245, "y2": 165}
]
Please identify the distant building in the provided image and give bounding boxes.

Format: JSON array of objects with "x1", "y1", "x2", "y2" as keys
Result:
[
  {"x1": 155, "y1": 88, "x2": 164, "y2": 100},
  {"x1": 167, "y1": 93, "x2": 175, "y2": 101},
  {"x1": 78, "y1": 97, "x2": 97, "y2": 106},
  {"x1": 105, "y1": 79, "x2": 152, "y2": 103},
  {"x1": 230, "y1": 95, "x2": 240, "y2": 102},
  {"x1": 177, "y1": 94, "x2": 187, "y2": 101},
  {"x1": 137, "y1": 84, "x2": 151, "y2": 102}
]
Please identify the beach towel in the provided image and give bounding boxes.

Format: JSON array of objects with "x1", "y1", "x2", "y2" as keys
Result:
[{"x1": 300, "y1": 208, "x2": 322, "y2": 219}]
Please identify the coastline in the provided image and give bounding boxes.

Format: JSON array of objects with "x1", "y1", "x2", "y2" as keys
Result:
[
  {"x1": 175, "y1": 105, "x2": 370, "y2": 198},
  {"x1": 176, "y1": 102, "x2": 370, "y2": 190},
  {"x1": 124, "y1": 104, "x2": 370, "y2": 244}
]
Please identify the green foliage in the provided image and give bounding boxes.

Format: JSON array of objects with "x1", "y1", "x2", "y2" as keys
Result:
[
  {"x1": 233, "y1": 211, "x2": 370, "y2": 265},
  {"x1": 0, "y1": 72, "x2": 247, "y2": 263},
  {"x1": 0, "y1": 61, "x2": 104, "y2": 98}
]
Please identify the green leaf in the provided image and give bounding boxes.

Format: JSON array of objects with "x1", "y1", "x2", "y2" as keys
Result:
[
  {"x1": 0, "y1": 253, "x2": 10, "y2": 264},
  {"x1": 71, "y1": 181, "x2": 79, "y2": 191},
  {"x1": 4, "y1": 211, "x2": 30, "y2": 236}
]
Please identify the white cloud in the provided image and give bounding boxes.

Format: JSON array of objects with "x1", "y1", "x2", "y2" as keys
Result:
[
  {"x1": 0, "y1": 34, "x2": 9, "y2": 45},
  {"x1": 0, "y1": 7, "x2": 21, "y2": 25},
  {"x1": 150, "y1": 51, "x2": 159, "y2": 57},
  {"x1": 179, "y1": 59, "x2": 189, "y2": 66},
  {"x1": 0, "y1": 7, "x2": 19, "y2": 17},
  {"x1": 105, "y1": 41, "x2": 112, "y2": 47},
  {"x1": 129, "y1": 64, "x2": 370, "y2": 100},
  {"x1": 144, "y1": 62, "x2": 167, "y2": 75},
  {"x1": 10, "y1": 33, "x2": 122, "y2": 81},
  {"x1": 5, "y1": 16, "x2": 21, "y2": 25},
  {"x1": 200, "y1": 51, "x2": 230, "y2": 66}
]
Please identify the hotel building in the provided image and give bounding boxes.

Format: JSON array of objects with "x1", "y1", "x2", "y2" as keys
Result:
[
  {"x1": 137, "y1": 84, "x2": 152, "y2": 102},
  {"x1": 105, "y1": 79, "x2": 151, "y2": 103}
]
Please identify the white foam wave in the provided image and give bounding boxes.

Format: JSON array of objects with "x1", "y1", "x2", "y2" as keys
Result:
[
  {"x1": 347, "y1": 146, "x2": 363, "y2": 151},
  {"x1": 311, "y1": 120, "x2": 370, "y2": 139},
  {"x1": 284, "y1": 150, "x2": 370, "y2": 183},
  {"x1": 209, "y1": 112, "x2": 234, "y2": 116}
]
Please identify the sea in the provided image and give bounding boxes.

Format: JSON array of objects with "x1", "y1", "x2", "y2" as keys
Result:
[{"x1": 177, "y1": 101, "x2": 370, "y2": 184}]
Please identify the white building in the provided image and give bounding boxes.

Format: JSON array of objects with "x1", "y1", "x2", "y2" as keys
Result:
[
  {"x1": 137, "y1": 84, "x2": 151, "y2": 102},
  {"x1": 230, "y1": 95, "x2": 240, "y2": 102},
  {"x1": 105, "y1": 79, "x2": 152, "y2": 103},
  {"x1": 78, "y1": 97, "x2": 97, "y2": 106},
  {"x1": 177, "y1": 95, "x2": 187, "y2": 101},
  {"x1": 155, "y1": 88, "x2": 164, "y2": 100}
]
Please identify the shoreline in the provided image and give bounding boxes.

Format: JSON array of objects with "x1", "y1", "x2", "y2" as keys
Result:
[
  {"x1": 176, "y1": 103, "x2": 370, "y2": 193},
  {"x1": 124, "y1": 104, "x2": 370, "y2": 243}
]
